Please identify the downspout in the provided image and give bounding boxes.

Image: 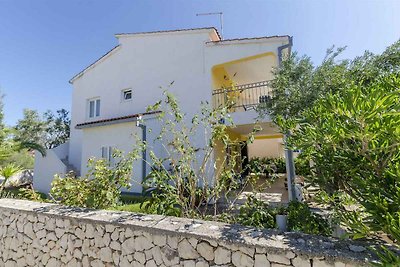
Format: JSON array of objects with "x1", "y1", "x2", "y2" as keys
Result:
[
  {"x1": 277, "y1": 36, "x2": 297, "y2": 202},
  {"x1": 277, "y1": 36, "x2": 293, "y2": 66},
  {"x1": 136, "y1": 119, "x2": 147, "y2": 186}
]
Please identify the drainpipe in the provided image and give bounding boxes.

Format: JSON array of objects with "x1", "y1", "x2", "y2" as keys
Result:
[
  {"x1": 277, "y1": 36, "x2": 293, "y2": 66},
  {"x1": 136, "y1": 117, "x2": 147, "y2": 185},
  {"x1": 277, "y1": 36, "x2": 297, "y2": 202}
]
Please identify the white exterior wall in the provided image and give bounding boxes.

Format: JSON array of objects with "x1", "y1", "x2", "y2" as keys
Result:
[
  {"x1": 80, "y1": 122, "x2": 142, "y2": 193},
  {"x1": 33, "y1": 142, "x2": 69, "y2": 193}
]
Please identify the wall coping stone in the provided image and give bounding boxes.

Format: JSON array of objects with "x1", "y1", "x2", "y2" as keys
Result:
[{"x1": 0, "y1": 198, "x2": 383, "y2": 265}]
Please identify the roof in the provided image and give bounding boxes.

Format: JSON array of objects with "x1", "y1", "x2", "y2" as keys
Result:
[
  {"x1": 115, "y1": 27, "x2": 221, "y2": 40},
  {"x1": 75, "y1": 111, "x2": 161, "y2": 129},
  {"x1": 207, "y1": 35, "x2": 291, "y2": 45}
]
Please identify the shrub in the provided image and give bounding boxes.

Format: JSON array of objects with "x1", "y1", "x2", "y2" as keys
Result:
[
  {"x1": 247, "y1": 157, "x2": 286, "y2": 177},
  {"x1": 237, "y1": 195, "x2": 276, "y2": 229},
  {"x1": 291, "y1": 75, "x2": 400, "y2": 263},
  {"x1": 236, "y1": 196, "x2": 331, "y2": 236},
  {"x1": 287, "y1": 201, "x2": 331, "y2": 236},
  {"x1": 50, "y1": 151, "x2": 134, "y2": 209}
]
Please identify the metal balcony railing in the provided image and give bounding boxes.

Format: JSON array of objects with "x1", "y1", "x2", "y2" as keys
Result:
[{"x1": 212, "y1": 80, "x2": 273, "y2": 111}]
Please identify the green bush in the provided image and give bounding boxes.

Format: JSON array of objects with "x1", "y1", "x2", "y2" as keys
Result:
[
  {"x1": 287, "y1": 201, "x2": 331, "y2": 236},
  {"x1": 236, "y1": 196, "x2": 331, "y2": 236},
  {"x1": 237, "y1": 195, "x2": 276, "y2": 229},
  {"x1": 50, "y1": 152, "x2": 134, "y2": 209},
  {"x1": 247, "y1": 157, "x2": 286, "y2": 176},
  {"x1": 291, "y1": 75, "x2": 400, "y2": 263}
]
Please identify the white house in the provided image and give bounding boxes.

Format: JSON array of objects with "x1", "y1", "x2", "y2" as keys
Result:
[{"x1": 34, "y1": 27, "x2": 292, "y2": 194}]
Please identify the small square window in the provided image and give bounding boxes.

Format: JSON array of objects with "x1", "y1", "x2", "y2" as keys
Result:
[{"x1": 123, "y1": 89, "x2": 132, "y2": 101}]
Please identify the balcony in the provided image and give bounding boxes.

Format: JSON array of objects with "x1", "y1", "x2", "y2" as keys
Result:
[{"x1": 212, "y1": 80, "x2": 273, "y2": 112}]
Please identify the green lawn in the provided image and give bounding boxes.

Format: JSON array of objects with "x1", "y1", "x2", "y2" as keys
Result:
[{"x1": 110, "y1": 193, "x2": 151, "y2": 214}]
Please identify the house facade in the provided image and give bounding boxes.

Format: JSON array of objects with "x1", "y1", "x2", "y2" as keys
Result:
[{"x1": 34, "y1": 27, "x2": 292, "y2": 194}]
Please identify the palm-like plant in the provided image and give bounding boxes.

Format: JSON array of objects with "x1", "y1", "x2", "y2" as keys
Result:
[
  {"x1": 17, "y1": 141, "x2": 46, "y2": 157},
  {"x1": 0, "y1": 163, "x2": 22, "y2": 193}
]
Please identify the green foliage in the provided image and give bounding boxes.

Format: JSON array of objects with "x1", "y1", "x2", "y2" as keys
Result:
[
  {"x1": 236, "y1": 196, "x2": 331, "y2": 235},
  {"x1": 292, "y1": 75, "x2": 400, "y2": 263},
  {"x1": 1, "y1": 150, "x2": 34, "y2": 169},
  {"x1": 14, "y1": 108, "x2": 71, "y2": 150},
  {"x1": 247, "y1": 157, "x2": 286, "y2": 176},
  {"x1": 111, "y1": 202, "x2": 150, "y2": 213},
  {"x1": 0, "y1": 163, "x2": 22, "y2": 192},
  {"x1": 294, "y1": 157, "x2": 311, "y2": 176},
  {"x1": 259, "y1": 47, "x2": 349, "y2": 130},
  {"x1": 271, "y1": 41, "x2": 400, "y2": 264},
  {"x1": 287, "y1": 201, "x2": 331, "y2": 236},
  {"x1": 140, "y1": 86, "x2": 258, "y2": 218},
  {"x1": 14, "y1": 109, "x2": 45, "y2": 147},
  {"x1": 18, "y1": 187, "x2": 47, "y2": 202},
  {"x1": 50, "y1": 151, "x2": 134, "y2": 209},
  {"x1": 237, "y1": 195, "x2": 276, "y2": 229},
  {"x1": 43, "y1": 109, "x2": 71, "y2": 149}
]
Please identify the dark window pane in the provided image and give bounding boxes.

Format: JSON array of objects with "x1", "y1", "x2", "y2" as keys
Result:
[
  {"x1": 96, "y1": 99, "x2": 100, "y2": 116},
  {"x1": 89, "y1": 101, "x2": 95, "y2": 118}
]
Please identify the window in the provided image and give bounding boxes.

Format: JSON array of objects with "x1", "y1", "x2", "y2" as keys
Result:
[
  {"x1": 88, "y1": 98, "x2": 100, "y2": 118},
  {"x1": 122, "y1": 89, "x2": 132, "y2": 101},
  {"x1": 101, "y1": 146, "x2": 113, "y2": 162}
]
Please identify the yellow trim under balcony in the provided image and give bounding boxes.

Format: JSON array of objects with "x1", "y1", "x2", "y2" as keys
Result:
[
  {"x1": 212, "y1": 51, "x2": 276, "y2": 90},
  {"x1": 254, "y1": 134, "x2": 283, "y2": 140}
]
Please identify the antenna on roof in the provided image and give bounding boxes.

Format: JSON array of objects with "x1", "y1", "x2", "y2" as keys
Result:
[{"x1": 196, "y1": 12, "x2": 223, "y2": 39}]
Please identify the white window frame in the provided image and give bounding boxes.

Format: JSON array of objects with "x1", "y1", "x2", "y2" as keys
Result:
[
  {"x1": 87, "y1": 97, "x2": 101, "y2": 119},
  {"x1": 101, "y1": 146, "x2": 114, "y2": 163},
  {"x1": 121, "y1": 89, "x2": 133, "y2": 102}
]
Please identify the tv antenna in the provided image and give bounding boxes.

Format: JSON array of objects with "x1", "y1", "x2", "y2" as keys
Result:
[{"x1": 196, "y1": 12, "x2": 223, "y2": 39}]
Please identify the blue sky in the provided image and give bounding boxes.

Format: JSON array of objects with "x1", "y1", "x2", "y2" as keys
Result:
[{"x1": 0, "y1": 0, "x2": 399, "y2": 126}]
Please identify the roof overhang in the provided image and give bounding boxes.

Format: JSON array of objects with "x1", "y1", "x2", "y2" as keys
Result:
[
  {"x1": 75, "y1": 111, "x2": 161, "y2": 129},
  {"x1": 114, "y1": 27, "x2": 221, "y2": 41},
  {"x1": 206, "y1": 35, "x2": 291, "y2": 46},
  {"x1": 69, "y1": 45, "x2": 121, "y2": 84}
]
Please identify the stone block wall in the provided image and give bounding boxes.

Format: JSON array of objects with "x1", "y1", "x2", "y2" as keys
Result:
[{"x1": 0, "y1": 199, "x2": 378, "y2": 266}]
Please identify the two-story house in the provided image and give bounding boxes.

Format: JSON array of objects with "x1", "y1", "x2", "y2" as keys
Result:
[{"x1": 34, "y1": 27, "x2": 292, "y2": 194}]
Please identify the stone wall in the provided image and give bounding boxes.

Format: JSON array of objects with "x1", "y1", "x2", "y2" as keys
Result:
[{"x1": 0, "y1": 199, "x2": 379, "y2": 267}]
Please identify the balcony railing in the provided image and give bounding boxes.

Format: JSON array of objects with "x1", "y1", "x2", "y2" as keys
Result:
[{"x1": 212, "y1": 80, "x2": 273, "y2": 111}]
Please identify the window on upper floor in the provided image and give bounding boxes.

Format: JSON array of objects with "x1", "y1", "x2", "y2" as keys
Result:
[
  {"x1": 101, "y1": 146, "x2": 113, "y2": 162},
  {"x1": 122, "y1": 89, "x2": 132, "y2": 102},
  {"x1": 88, "y1": 98, "x2": 100, "y2": 118}
]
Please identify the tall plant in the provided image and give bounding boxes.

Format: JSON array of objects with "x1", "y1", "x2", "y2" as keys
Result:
[{"x1": 140, "y1": 85, "x2": 261, "y2": 218}]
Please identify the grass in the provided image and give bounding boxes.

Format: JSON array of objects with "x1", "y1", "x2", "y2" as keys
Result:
[
  {"x1": 109, "y1": 193, "x2": 151, "y2": 214},
  {"x1": 112, "y1": 202, "x2": 149, "y2": 213}
]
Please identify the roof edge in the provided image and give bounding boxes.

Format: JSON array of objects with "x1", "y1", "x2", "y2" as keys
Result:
[
  {"x1": 75, "y1": 111, "x2": 162, "y2": 129},
  {"x1": 206, "y1": 35, "x2": 291, "y2": 45},
  {"x1": 115, "y1": 27, "x2": 221, "y2": 40},
  {"x1": 69, "y1": 45, "x2": 121, "y2": 84}
]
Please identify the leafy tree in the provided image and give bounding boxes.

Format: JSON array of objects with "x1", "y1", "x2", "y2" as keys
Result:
[
  {"x1": 259, "y1": 47, "x2": 349, "y2": 130},
  {"x1": 13, "y1": 108, "x2": 70, "y2": 150},
  {"x1": 14, "y1": 109, "x2": 45, "y2": 147},
  {"x1": 262, "y1": 40, "x2": 400, "y2": 131},
  {"x1": 43, "y1": 109, "x2": 71, "y2": 149}
]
